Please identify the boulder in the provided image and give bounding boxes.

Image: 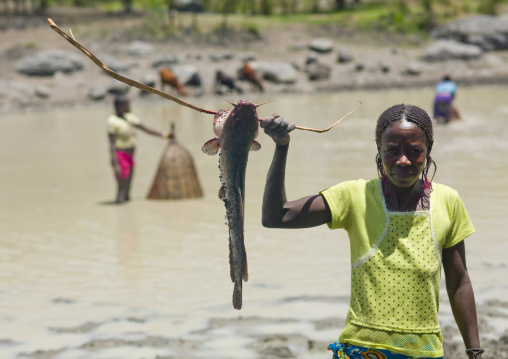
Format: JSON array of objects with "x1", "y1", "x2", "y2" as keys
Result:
[
  {"x1": 309, "y1": 38, "x2": 333, "y2": 53},
  {"x1": 88, "y1": 84, "x2": 107, "y2": 101},
  {"x1": 35, "y1": 86, "x2": 51, "y2": 98},
  {"x1": 209, "y1": 51, "x2": 235, "y2": 62},
  {"x1": 16, "y1": 49, "x2": 86, "y2": 76},
  {"x1": 107, "y1": 78, "x2": 130, "y2": 95},
  {"x1": 337, "y1": 47, "x2": 353, "y2": 63},
  {"x1": 431, "y1": 15, "x2": 508, "y2": 51},
  {"x1": 0, "y1": 81, "x2": 36, "y2": 109},
  {"x1": 378, "y1": 60, "x2": 390, "y2": 73},
  {"x1": 248, "y1": 61, "x2": 298, "y2": 84},
  {"x1": 141, "y1": 72, "x2": 158, "y2": 88},
  {"x1": 128, "y1": 41, "x2": 154, "y2": 57},
  {"x1": 306, "y1": 62, "x2": 331, "y2": 81},
  {"x1": 355, "y1": 62, "x2": 365, "y2": 72},
  {"x1": 151, "y1": 55, "x2": 180, "y2": 68},
  {"x1": 404, "y1": 62, "x2": 422, "y2": 76},
  {"x1": 0, "y1": 80, "x2": 34, "y2": 98},
  {"x1": 240, "y1": 52, "x2": 257, "y2": 62},
  {"x1": 420, "y1": 40, "x2": 483, "y2": 62},
  {"x1": 97, "y1": 53, "x2": 130, "y2": 73}
]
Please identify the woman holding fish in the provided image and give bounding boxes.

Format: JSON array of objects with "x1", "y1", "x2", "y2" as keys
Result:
[
  {"x1": 108, "y1": 95, "x2": 169, "y2": 203},
  {"x1": 261, "y1": 104, "x2": 482, "y2": 359}
]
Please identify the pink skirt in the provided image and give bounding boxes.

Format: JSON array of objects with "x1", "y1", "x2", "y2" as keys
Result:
[{"x1": 116, "y1": 150, "x2": 135, "y2": 179}]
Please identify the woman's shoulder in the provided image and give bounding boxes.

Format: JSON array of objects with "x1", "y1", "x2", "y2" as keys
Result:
[
  {"x1": 432, "y1": 182, "x2": 461, "y2": 200},
  {"x1": 321, "y1": 178, "x2": 379, "y2": 197}
]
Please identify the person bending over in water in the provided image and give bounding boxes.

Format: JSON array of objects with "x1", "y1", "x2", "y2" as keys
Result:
[
  {"x1": 107, "y1": 95, "x2": 168, "y2": 203},
  {"x1": 261, "y1": 104, "x2": 482, "y2": 359},
  {"x1": 433, "y1": 75, "x2": 460, "y2": 124}
]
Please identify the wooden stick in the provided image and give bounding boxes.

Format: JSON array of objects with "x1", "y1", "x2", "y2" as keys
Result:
[
  {"x1": 293, "y1": 103, "x2": 361, "y2": 133},
  {"x1": 47, "y1": 18, "x2": 216, "y2": 115},
  {"x1": 48, "y1": 18, "x2": 360, "y2": 132}
]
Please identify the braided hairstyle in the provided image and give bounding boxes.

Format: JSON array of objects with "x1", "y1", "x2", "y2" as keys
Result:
[{"x1": 375, "y1": 104, "x2": 436, "y2": 199}]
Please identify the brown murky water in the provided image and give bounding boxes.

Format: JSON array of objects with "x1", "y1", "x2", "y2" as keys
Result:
[{"x1": 0, "y1": 86, "x2": 507, "y2": 358}]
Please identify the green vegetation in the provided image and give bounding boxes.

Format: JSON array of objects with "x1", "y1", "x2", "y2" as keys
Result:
[{"x1": 1, "y1": 0, "x2": 506, "y2": 38}]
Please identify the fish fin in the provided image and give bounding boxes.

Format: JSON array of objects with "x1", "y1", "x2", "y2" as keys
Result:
[
  {"x1": 201, "y1": 138, "x2": 220, "y2": 156},
  {"x1": 233, "y1": 281, "x2": 242, "y2": 310},
  {"x1": 249, "y1": 140, "x2": 261, "y2": 152},
  {"x1": 218, "y1": 184, "x2": 226, "y2": 200}
]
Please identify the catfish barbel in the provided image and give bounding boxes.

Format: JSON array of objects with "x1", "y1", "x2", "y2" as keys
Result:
[{"x1": 202, "y1": 101, "x2": 261, "y2": 310}]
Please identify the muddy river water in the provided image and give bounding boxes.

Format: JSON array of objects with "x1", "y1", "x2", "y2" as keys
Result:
[{"x1": 0, "y1": 86, "x2": 507, "y2": 358}]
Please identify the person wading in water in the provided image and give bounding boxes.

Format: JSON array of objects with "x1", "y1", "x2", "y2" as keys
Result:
[
  {"x1": 107, "y1": 95, "x2": 168, "y2": 203},
  {"x1": 260, "y1": 104, "x2": 482, "y2": 359}
]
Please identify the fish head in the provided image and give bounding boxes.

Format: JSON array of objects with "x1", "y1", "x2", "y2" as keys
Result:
[
  {"x1": 213, "y1": 109, "x2": 230, "y2": 139},
  {"x1": 225, "y1": 100, "x2": 259, "y2": 133},
  {"x1": 219, "y1": 100, "x2": 259, "y2": 152}
]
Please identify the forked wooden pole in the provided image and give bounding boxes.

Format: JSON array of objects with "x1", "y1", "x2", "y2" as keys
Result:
[
  {"x1": 47, "y1": 18, "x2": 216, "y2": 115},
  {"x1": 47, "y1": 18, "x2": 360, "y2": 132},
  {"x1": 292, "y1": 103, "x2": 361, "y2": 133}
]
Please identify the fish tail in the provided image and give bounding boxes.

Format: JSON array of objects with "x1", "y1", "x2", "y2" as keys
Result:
[{"x1": 233, "y1": 280, "x2": 242, "y2": 310}]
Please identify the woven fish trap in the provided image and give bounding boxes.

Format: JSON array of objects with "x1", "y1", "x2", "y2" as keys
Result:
[{"x1": 147, "y1": 125, "x2": 203, "y2": 200}]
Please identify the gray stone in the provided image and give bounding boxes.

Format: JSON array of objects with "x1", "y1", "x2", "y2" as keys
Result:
[
  {"x1": 88, "y1": 84, "x2": 107, "y2": 100},
  {"x1": 404, "y1": 62, "x2": 422, "y2": 76},
  {"x1": 248, "y1": 61, "x2": 298, "y2": 84},
  {"x1": 35, "y1": 86, "x2": 50, "y2": 98},
  {"x1": 378, "y1": 60, "x2": 390, "y2": 73},
  {"x1": 240, "y1": 52, "x2": 257, "y2": 62},
  {"x1": 128, "y1": 41, "x2": 154, "y2": 57},
  {"x1": 151, "y1": 55, "x2": 180, "y2": 68},
  {"x1": 97, "y1": 53, "x2": 130, "y2": 73},
  {"x1": 306, "y1": 62, "x2": 331, "y2": 81},
  {"x1": 309, "y1": 38, "x2": 333, "y2": 53},
  {"x1": 107, "y1": 77, "x2": 130, "y2": 95},
  {"x1": 16, "y1": 49, "x2": 86, "y2": 76},
  {"x1": 420, "y1": 40, "x2": 483, "y2": 62},
  {"x1": 141, "y1": 72, "x2": 158, "y2": 88},
  {"x1": 337, "y1": 47, "x2": 353, "y2": 63},
  {"x1": 0, "y1": 80, "x2": 34, "y2": 97},
  {"x1": 355, "y1": 62, "x2": 365, "y2": 72},
  {"x1": 209, "y1": 52, "x2": 235, "y2": 62},
  {"x1": 431, "y1": 15, "x2": 508, "y2": 51}
]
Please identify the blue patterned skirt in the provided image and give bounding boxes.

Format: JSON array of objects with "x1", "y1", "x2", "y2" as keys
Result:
[{"x1": 328, "y1": 342, "x2": 443, "y2": 359}]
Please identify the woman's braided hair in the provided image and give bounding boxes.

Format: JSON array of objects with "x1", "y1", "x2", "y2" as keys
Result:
[{"x1": 375, "y1": 104, "x2": 437, "y2": 199}]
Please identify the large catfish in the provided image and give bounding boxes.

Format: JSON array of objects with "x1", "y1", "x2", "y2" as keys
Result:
[{"x1": 202, "y1": 101, "x2": 261, "y2": 310}]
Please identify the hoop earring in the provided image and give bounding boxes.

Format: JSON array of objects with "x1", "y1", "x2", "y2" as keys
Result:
[{"x1": 376, "y1": 154, "x2": 390, "y2": 196}]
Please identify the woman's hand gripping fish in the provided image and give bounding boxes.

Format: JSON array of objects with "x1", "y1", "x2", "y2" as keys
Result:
[
  {"x1": 47, "y1": 18, "x2": 359, "y2": 310},
  {"x1": 202, "y1": 101, "x2": 261, "y2": 310}
]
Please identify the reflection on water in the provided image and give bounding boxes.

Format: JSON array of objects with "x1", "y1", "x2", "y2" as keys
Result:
[{"x1": 0, "y1": 86, "x2": 507, "y2": 358}]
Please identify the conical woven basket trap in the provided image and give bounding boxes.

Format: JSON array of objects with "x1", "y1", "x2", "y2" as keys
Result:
[{"x1": 147, "y1": 124, "x2": 203, "y2": 200}]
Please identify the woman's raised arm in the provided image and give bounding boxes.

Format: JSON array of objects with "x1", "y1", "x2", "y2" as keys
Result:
[{"x1": 261, "y1": 114, "x2": 331, "y2": 229}]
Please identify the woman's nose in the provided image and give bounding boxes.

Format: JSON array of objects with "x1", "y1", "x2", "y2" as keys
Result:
[{"x1": 397, "y1": 154, "x2": 411, "y2": 166}]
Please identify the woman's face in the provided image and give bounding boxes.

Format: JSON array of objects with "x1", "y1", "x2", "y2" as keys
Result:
[{"x1": 378, "y1": 119, "x2": 429, "y2": 189}]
